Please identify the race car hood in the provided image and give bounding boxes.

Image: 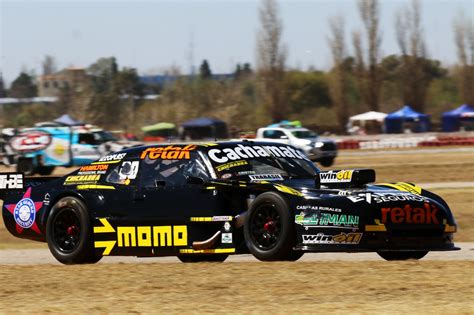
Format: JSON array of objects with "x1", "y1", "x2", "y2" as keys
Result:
[{"x1": 270, "y1": 179, "x2": 457, "y2": 230}]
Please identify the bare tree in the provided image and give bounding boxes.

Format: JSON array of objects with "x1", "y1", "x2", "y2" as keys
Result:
[
  {"x1": 395, "y1": 0, "x2": 429, "y2": 112},
  {"x1": 256, "y1": 0, "x2": 287, "y2": 122},
  {"x1": 453, "y1": 13, "x2": 474, "y2": 105},
  {"x1": 327, "y1": 15, "x2": 349, "y2": 132},
  {"x1": 353, "y1": 0, "x2": 382, "y2": 112},
  {"x1": 42, "y1": 55, "x2": 57, "y2": 76}
]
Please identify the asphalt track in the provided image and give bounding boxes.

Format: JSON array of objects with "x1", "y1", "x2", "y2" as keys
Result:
[{"x1": 0, "y1": 243, "x2": 472, "y2": 265}]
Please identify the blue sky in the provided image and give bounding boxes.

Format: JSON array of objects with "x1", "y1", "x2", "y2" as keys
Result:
[{"x1": 1, "y1": 0, "x2": 473, "y2": 85}]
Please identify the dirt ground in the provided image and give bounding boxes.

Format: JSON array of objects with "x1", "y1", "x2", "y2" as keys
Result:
[{"x1": 0, "y1": 261, "x2": 472, "y2": 314}]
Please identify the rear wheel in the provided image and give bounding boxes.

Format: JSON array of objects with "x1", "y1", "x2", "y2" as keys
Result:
[
  {"x1": 244, "y1": 192, "x2": 299, "y2": 261},
  {"x1": 46, "y1": 196, "x2": 101, "y2": 264},
  {"x1": 377, "y1": 251, "x2": 428, "y2": 261},
  {"x1": 17, "y1": 158, "x2": 35, "y2": 175},
  {"x1": 178, "y1": 255, "x2": 228, "y2": 263}
]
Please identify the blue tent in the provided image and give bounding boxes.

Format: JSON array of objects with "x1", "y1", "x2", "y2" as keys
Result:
[
  {"x1": 181, "y1": 117, "x2": 228, "y2": 140},
  {"x1": 384, "y1": 105, "x2": 430, "y2": 133},
  {"x1": 441, "y1": 104, "x2": 474, "y2": 132}
]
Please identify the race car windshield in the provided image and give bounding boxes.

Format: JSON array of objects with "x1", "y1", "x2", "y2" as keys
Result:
[
  {"x1": 210, "y1": 153, "x2": 319, "y2": 181},
  {"x1": 291, "y1": 130, "x2": 318, "y2": 139}
]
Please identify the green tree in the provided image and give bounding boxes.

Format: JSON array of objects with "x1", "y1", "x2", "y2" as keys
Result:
[
  {"x1": 199, "y1": 60, "x2": 212, "y2": 79},
  {"x1": 0, "y1": 73, "x2": 7, "y2": 97},
  {"x1": 9, "y1": 72, "x2": 37, "y2": 98}
]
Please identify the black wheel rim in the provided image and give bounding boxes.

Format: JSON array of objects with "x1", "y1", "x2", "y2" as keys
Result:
[
  {"x1": 249, "y1": 203, "x2": 282, "y2": 250},
  {"x1": 52, "y1": 208, "x2": 81, "y2": 253}
]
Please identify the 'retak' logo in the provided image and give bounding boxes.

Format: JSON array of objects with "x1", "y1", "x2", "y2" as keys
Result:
[{"x1": 381, "y1": 203, "x2": 439, "y2": 224}]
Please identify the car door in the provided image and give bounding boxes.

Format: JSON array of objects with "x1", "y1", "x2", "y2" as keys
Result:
[{"x1": 132, "y1": 152, "x2": 223, "y2": 219}]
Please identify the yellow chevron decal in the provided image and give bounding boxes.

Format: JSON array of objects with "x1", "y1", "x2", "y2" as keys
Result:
[
  {"x1": 94, "y1": 241, "x2": 116, "y2": 255},
  {"x1": 379, "y1": 182, "x2": 422, "y2": 194},
  {"x1": 94, "y1": 218, "x2": 116, "y2": 233},
  {"x1": 273, "y1": 184, "x2": 304, "y2": 197},
  {"x1": 365, "y1": 219, "x2": 387, "y2": 232}
]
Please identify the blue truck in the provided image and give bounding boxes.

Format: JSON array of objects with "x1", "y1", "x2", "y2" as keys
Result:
[{"x1": 1, "y1": 125, "x2": 134, "y2": 175}]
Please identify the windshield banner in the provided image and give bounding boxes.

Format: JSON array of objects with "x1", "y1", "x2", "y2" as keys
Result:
[{"x1": 207, "y1": 144, "x2": 308, "y2": 163}]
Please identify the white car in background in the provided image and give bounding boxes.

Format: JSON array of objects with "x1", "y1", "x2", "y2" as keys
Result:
[{"x1": 255, "y1": 127, "x2": 338, "y2": 166}]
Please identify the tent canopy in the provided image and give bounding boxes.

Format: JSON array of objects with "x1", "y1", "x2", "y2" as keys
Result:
[
  {"x1": 349, "y1": 111, "x2": 387, "y2": 122},
  {"x1": 141, "y1": 122, "x2": 176, "y2": 132},
  {"x1": 384, "y1": 105, "x2": 430, "y2": 133},
  {"x1": 181, "y1": 117, "x2": 226, "y2": 128},
  {"x1": 181, "y1": 117, "x2": 228, "y2": 140},
  {"x1": 54, "y1": 114, "x2": 84, "y2": 126},
  {"x1": 442, "y1": 104, "x2": 474, "y2": 132}
]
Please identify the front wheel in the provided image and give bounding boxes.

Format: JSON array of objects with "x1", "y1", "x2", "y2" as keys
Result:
[
  {"x1": 46, "y1": 196, "x2": 101, "y2": 264},
  {"x1": 244, "y1": 192, "x2": 298, "y2": 261},
  {"x1": 377, "y1": 251, "x2": 428, "y2": 261},
  {"x1": 178, "y1": 255, "x2": 228, "y2": 263}
]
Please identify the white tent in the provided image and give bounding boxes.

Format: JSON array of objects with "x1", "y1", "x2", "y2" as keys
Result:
[{"x1": 349, "y1": 111, "x2": 387, "y2": 122}]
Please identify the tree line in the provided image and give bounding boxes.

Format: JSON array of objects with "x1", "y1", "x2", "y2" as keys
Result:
[{"x1": 0, "y1": 0, "x2": 472, "y2": 134}]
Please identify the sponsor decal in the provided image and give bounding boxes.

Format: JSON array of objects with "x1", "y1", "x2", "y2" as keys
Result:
[
  {"x1": 140, "y1": 145, "x2": 197, "y2": 160},
  {"x1": 64, "y1": 174, "x2": 101, "y2": 185},
  {"x1": 79, "y1": 164, "x2": 109, "y2": 173},
  {"x1": 207, "y1": 144, "x2": 308, "y2": 164},
  {"x1": 13, "y1": 198, "x2": 36, "y2": 229},
  {"x1": 95, "y1": 153, "x2": 127, "y2": 164},
  {"x1": 302, "y1": 232, "x2": 362, "y2": 245},
  {"x1": 224, "y1": 222, "x2": 231, "y2": 231},
  {"x1": 347, "y1": 192, "x2": 429, "y2": 204},
  {"x1": 3, "y1": 187, "x2": 43, "y2": 234},
  {"x1": 93, "y1": 218, "x2": 188, "y2": 255},
  {"x1": 0, "y1": 173, "x2": 24, "y2": 190},
  {"x1": 222, "y1": 233, "x2": 233, "y2": 244},
  {"x1": 216, "y1": 160, "x2": 248, "y2": 172},
  {"x1": 273, "y1": 184, "x2": 304, "y2": 197},
  {"x1": 249, "y1": 174, "x2": 283, "y2": 182},
  {"x1": 221, "y1": 173, "x2": 232, "y2": 179},
  {"x1": 295, "y1": 212, "x2": 359, "y2": 229},
  {"x1": 381, "y1": 203, "x2": 439, "y2": 224},
  {"x1": 296, "y1": 205, "x2": 342, "y2": 213},
  {"x1": 43, "y1": 193, "x2": 51, "y2": 206},
  {"x1": 9, "y1": 131, "x2": 52, "y2": 152},
  {"x1": 319, "y1": 170, "x2": 353, "y2": 184},
  {"x1": 190, "y1": 216, "x2": 233, "y2": 222}
]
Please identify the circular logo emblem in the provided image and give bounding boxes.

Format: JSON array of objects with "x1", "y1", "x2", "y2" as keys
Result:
[{"x1": 13, "y1": 198, "x2": 36, "y2": 228}]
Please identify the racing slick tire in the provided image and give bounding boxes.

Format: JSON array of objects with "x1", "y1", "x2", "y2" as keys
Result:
[
  {"x1": 177, "y1": 255, "x2": 228, "y2": 263},
  {"x1": 17, "y1": 158, "x2": 35, "y2": 176},
  {"x1": 46, "y1": 196, "x2": 102, "y2": 265},
  {"x1": 319, "y1": 157, "x2": 335, "y2": 167},
  {"x1": 377, "y1": 251, "x2": 428, "y2": 261},
  {"x1": 244, "y1": 192, "x2": 299, "y2": 261}
]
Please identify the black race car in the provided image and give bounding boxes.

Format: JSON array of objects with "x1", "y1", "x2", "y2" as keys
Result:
[{"x1": 1, "y1": 141, "x2": 458, "y2": 264}]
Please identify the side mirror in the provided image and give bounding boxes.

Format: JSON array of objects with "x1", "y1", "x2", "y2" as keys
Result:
[{"x1": 186, "y1": 176, "x2": 205, "y2": 185}]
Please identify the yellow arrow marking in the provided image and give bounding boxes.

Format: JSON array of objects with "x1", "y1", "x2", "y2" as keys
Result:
[
  {"x1": 94, "y1": 218, "x2": 115, "y2": 233},
  {"x1": 94, "y1": 241, "x2": 116, "y2": 255}
]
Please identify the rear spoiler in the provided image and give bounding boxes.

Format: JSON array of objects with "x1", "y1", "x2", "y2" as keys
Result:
[{"x1": 316, "y1": 169, "x2": 376, "y2": 188}]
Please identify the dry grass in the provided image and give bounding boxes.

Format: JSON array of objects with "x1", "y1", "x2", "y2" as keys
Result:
[{"x1": 0, "y1": 261, "x2": 472, "y2": 314}]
